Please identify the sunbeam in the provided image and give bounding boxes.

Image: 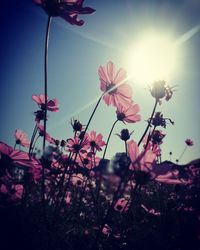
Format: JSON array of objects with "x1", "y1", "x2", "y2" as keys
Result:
[
  {"x1": 177, "y1": 24, "x2": 200, "y2": 45},
  {"x1": 49, "y1": 76, "x2": 130, "y2": 131}
]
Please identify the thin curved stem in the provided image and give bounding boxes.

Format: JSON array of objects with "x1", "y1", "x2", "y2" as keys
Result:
[
  {"x1": 178, "y1": 145, "x2": 187, "y2": 162},
  {"x1": 102, "y1": 120, "x2": 118, "y2": 159},
  {"x1": 138, "y1": 99, "x2": 158, "y2": 147},
  {"x1": 95, "y1": 119, "x2": 118, "y2": 217},
  {"x1": 41, "y1": 15, "x2": 52, "y2": 226},
  {"x1": 125, "y1": 141, "x2": 128, "y2": 156},
  {"x1": 43, "y1": 15, "x2": 52, "y2": 152},
  {"x1": 31, "y1": 135, "x2": 40, "y2": 153},
  {"x1": 29, "y1": 124, "x2": 38, "y2": 155},
  {"x1": 80, "y1": 94, "x2": 103, "y2": 144}
]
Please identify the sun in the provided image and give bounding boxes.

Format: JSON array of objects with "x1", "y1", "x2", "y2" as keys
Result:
[{"x1": 124, "y1": 33, "x2": 179, "y2": 84}]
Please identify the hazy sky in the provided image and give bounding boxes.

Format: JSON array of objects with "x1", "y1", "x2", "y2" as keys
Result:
[{"x1": 0, "y1": 0, "x2": 199, "y2": 163}]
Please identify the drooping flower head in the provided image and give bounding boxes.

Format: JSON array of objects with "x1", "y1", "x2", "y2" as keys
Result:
[
  {"x1": 34, "y1": 0, "x2": 95, "y2": 26},
  {"x1": 14, "y1": 129, "x2": 30, "y2": 148},
  {"x1": 116, "y1": 103, "x2": 141, "y2": 124},
  {"x1": 32, "y1": 94, "x2": 59, "y2": 112},
  {"x1": 98, "y1": 61, "x2": 133, "y2": 107}
]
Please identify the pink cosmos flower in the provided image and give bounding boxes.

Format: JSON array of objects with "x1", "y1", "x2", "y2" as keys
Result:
[
  {"x1": 185, "y1": 138, "x2": 194, "y2": 146},
  {"x1": 152, "y1": 161, "x2": 192, "y2": 185},
  {"x1": 66, "y1": 134, "x2": 89, "y2": 153},
  {"x1": 151, "y1": 144, "x2": 161, "y2": 157},
  {"x1": 71, "y1": 173, "x2": 85, "y2": 186},
  {"x1": 11, "y1": 184, "x2": 24, "y2": 200},
  {"x1": 76, "y1": 152, "x2": 100, "y2": 169},
  {"x1": 32, "y1": 94, "x2": 59, "y2": 112},
  {"x1": 154, "y1": 172, "x2": 190, "y2": 185},
  {"x1": 116, "y1": 103, "x2": 141, "y2": 123},
  {"x1": 36, "y1": 123, "x2": 57, "y2": 144},
  {"x1": 14, "y1": 129, "x2": 30, "y2": 148},
  {"x1": 0, "y1": 184, "x2": 24, "y2": 200},
  {"x1": 0, "y1": 142, "x2": 42, "y2": 181},
  {"x1": 127, "y1": 140, "x2": 156, "y2": 172},
  {"x1": 88, "y1": 131, "x2": 106, "y2": 152},
  {"x1": 143, "y1": 137, "x2": 161, "y2": 157},
  {"x1": 127, "y1": 140, "x2": 188, "y2": 185},
  {"x1": 34, "y1": 0, "x2": 95, "y2": 26},
  {"x1": 114, "y1": 198, "x2": 130, "y2": 213},
  {"x1": 98, "y1": 61, "x2": 133, "y2": 107},
  {"x1": 0, "y1": 142, "x2": 39, "y2": 168}
]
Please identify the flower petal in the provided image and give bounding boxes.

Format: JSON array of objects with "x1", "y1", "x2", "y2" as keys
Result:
[{"x1": 107, "y1": 61, "x2": 115, "y2": 83}]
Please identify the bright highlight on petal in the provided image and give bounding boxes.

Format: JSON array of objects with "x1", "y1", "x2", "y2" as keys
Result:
[{"x1": 124, "y1": 33, "x2": 179, "y2": 83}]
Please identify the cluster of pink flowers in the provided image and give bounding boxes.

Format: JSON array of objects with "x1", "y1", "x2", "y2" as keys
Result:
[{"x1": 0, "y1": 60, "x2": 194, "y2": 210}]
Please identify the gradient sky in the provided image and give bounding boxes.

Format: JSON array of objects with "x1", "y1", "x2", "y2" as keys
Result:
[{"x1": 0, "y1": 0, "x2": 199, "y2": 164}]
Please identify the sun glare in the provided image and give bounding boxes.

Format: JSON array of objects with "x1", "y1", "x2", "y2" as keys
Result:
[{"x1": 124, "y1": 33, "x2": 179, "y2": 84}]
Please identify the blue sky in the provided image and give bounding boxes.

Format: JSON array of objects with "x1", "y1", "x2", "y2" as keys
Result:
[{"x1": 0, "y1": 0, "x2": 199, "y2": 163}]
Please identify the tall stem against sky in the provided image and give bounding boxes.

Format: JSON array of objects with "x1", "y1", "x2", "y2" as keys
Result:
[
  {"x1": 43, "y1": 15, "x2": 52, "y2": 152},
  {"x1": 138, "y1": 99, "x2": 158, "y2": 147},
  {"x1": 102, "y1": 120, "x2": 118, "y2": 159},
  {"x1": 82, "y1": 94, "x2": 103, "y2": 138},
  {"x1": 178, "y1": 145, "x2": 187, "y2": 162},
  {"x1": 41, "y1": 15, "x2": 52, "y2": 220}
]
